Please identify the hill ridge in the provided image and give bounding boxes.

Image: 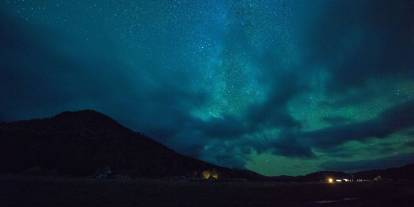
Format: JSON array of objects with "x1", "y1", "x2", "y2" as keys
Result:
[{"x1": 0, "y1": 109, "x2": 263, "y2": 180}]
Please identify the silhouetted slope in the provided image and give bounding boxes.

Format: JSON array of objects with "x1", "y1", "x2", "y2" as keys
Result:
[
  {"x1": 0, "y1": 110, "x2": 262, "y2": 179},
  {"x1": 269, "y1": 165, "x2": 414, "y2": 182},
  {"x1": 354, "y1": 163, "x2": 414, "y2": 180}
]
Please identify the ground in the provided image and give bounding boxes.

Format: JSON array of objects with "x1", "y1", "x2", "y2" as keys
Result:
[{"x1": 1, "y1": 176, "x2": 414, "y2": 207}]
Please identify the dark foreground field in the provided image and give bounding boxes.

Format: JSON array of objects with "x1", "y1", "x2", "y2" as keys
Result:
[{"x1": 1, "y1": 176, "x2": 414, "y2": 207}]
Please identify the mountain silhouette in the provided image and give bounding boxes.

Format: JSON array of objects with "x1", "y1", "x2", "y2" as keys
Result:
[{"x1": 0, "y1": 110, "x2": 261, "y2": 179}]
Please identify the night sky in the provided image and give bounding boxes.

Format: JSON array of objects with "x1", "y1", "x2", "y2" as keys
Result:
[{"x1": 1, "y1": 0, "x2": 414, "y2": 176}]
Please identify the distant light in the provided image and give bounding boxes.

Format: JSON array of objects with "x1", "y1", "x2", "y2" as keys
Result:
[
  {"x1": 327, "y1": 178, "x2": 334, "y2": 184},
  {"x1": 202, "y1": 170, "x2": 211, "y2": 180},
  {"x1": 343, "y1": 179, "x2": 349, "y2": 182},
  {"x1": 202, "y1": 170, "x2": 219, "y2": 180},
  {"x1": 336, "y1": 179, "x2": 342, "y2": 182},
  {"x1": 211, "y1": 172, "x2": 219, "y2": 180}
]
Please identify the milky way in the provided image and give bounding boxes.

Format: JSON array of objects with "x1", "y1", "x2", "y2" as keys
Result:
[{"x1": 1, "y1": 0, "x2": 414, "y2": 175}]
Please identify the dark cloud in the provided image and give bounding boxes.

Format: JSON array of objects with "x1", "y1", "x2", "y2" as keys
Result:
[
  {"x1": 269, "y1": 99, "x2": 414, "y2": 158},
  {"x1": 322, "y1": 116, "x2": 351, "y2": 126},
  {"x1": 246, "y1": 73, "x2": 304, "y2": 129},
  {"x1": 270, "y1": 130, "x2": 315, "y2": 158},
  {"x1": 321, "y1": 141, "x2": 404, "y2": 159},
  {"x1": 198, "y1": 73, "x2": 304, "y2": 139},
  {"x1": 194, "y1": 12, "x2": 306, "y2": 140},
  {"x1": 207, "y1": 152, "x2": 246, "y2": 169},
  {"x1": 403, "y1": 129, "x2": 414, "y2": 137},
  {"x1": 407, "y1": 141, "x2": 414, "y2": 147},
  {"x1": 303, "y1": 99, "x2": 414, "y2": 149},
  {"x1": 321, "y1": 152, "x2": 414, "y2": 172},
  {"x1": 199, "y1": 115, "x2": 251, "y2": 139},
  {"x1": 321, "y1": 88, "x2": 377, "y2": 109}
]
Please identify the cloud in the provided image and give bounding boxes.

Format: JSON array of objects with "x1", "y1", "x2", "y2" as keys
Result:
[
  {"x1": 204, "y1": 148, "x2": 247, "y2": 169},
  {"x1": 321, "y1": 152, "x2": 414, "y2": 172},
  {"x1": 268, "y1": 99, "x2": 414, "y2": 158},
  {"x1": 302, "y1": 99, "x2": 414, "y2": 149},
  {"x1": 322, "y1": 116, "x2": 351, "y2": 126},
  {"x1": 269, "y1": 130, "x2": 315, "y2": 158},
  {"x1": 198, "y1": 73, "x2": 304, "y2": 139},
  {"x1": 407, "y1": 141, "x2": 414, "y2": 147},
  {"x1": 245, "y1": 72, "x2": 304, "y2": 129},
  {"x1": 212, "y1": 0, "x2": 414, "y2": 160}
]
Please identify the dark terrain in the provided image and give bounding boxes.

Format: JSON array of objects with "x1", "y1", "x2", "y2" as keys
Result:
[
  {"x1": 1, "y1": 176, "x2": 414, "y2": 207},
  {"x1": 1, "y1": 110, "x2": 414, "y2": 207},
  {"x1": 0, "y1": 110, "x2": 261, "y2": 179}
]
